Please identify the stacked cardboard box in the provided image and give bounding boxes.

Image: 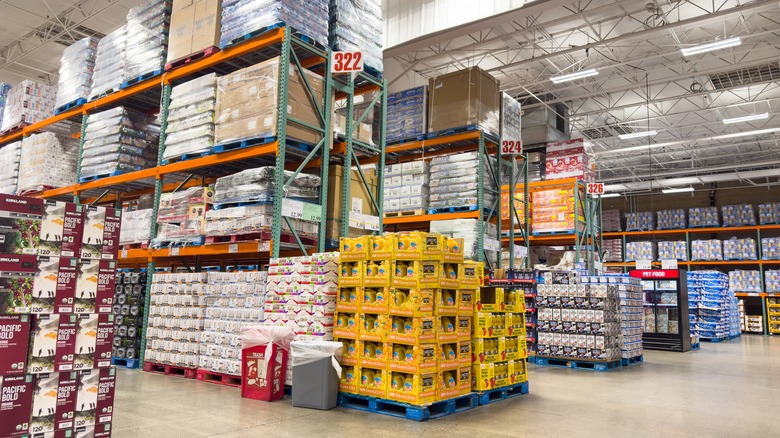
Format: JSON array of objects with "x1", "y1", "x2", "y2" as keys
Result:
[
  {"x1": 429, "y1": 152, "x2": 496, "y2": 212},
  {"x1": 123, "y1": 0, "x2": 172, "y2": 82},
  {"x1": 0, "y1": 140, "x2": 21, "y2": 194},
  {"x1": 329, "y1": 0, "x2": 382, "y2": 71},
  {"x1": 219, "y1": 0, "x2": 328, "y2": 49},
  {"x1": 17, "y1": 132, "x2": 79, "y2": 195},
  {"x1": 722, "y1": 204, "x2": 756, "y2": 227},
  {"x1": 688, "y1": 207, "x2": 720, "y2": 227},
  {"x1": 765, "y1": 271, "x2": 780, "y2": 293},
  {"x1": 657, "y1": 241, "x2": 687, "y2": 261},
  {"x1": 55, "y1": 37, "x2": 99, "y2": 109},
  {"x1": 430, "y1": 219, "x2": 499, "y2": 266},
  {"x1": 657, "y1": 209, "x2": 686, "y2": 229},
  {"x1": 90, "y1": 26, "x2": 127, "y2": 100},
  {"x1": 383, "y1": 161, "x2": 429, "y2": 213},
  {"x1": 153, "y1": 186, "x2": 214, "y2": 246},
  {"x1": 113, "y1": 269, "x2": 147, "y2": 361},
  {"x1": 602, "y1": 239, "x2": 623, "y2": 262},
  {"x1": 584, "y1": 274, "x2": 643, "y2": 360},
  {"x1": 325, "y1": 165, "x2": 378, "y2": 245},
  {"x1": 531, "y1": 183, "x2": 585, "y2": 234},
  {"x1": 335, "y1": 232, "x2": 478, "y2": 404},
  {"x1": 759, "y1": 203, "x2": 780, "y2": 225},
  {"x1": 0, "y1": 80, "x2": 57, "y2": 132},
  {"x1": 212, "y1": 167, "x2": 320, "y2": 208},
  {"x1": 545, "y1": 139, "x2": 595, "y2": 182},
  {"x1": 729, "y1": 270, "x2": 761, "y2": 293},
  {"x1": 626, "y1": 211, "x2": 654, "y2": 231},
  {"x1": 167, "y1": 0, "x2": 221, "y2": 65},
  {"x1": 204, "y1": 204, "x2": 317, "y2": 241},
  {"x1": 500, "y1": 185, "x2": 527, "y2": 232},
  {"x1": 428, "y1": 67, "x2": 500, "y2": 136},
  {"x1": 164, "y1": 73, "x2": 217, "y2": 162},
  {"x1": 688, "y1": 271, "x2": 739, "y2": 341},
  {"x1": 386, "y1": 86, "x2": 427, "y2": 143}
]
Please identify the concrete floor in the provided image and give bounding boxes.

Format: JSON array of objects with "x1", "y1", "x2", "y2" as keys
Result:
[{"x1": 112, "y1": 335, "x2": 779, "y2": 437}]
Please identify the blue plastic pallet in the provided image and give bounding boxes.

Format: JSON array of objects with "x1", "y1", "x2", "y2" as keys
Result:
[
  {"x1": 220, "y1": 22, "x2": 324, "y2": 50},
  {"x1": 535, "y1": 356, "x2": 621, "y2": 371},
  {"x1": 427, "y1": 124, "x2": 499, "y2": 141},
  {"x1": 79, "y1": 169, "x2": 139, "y2": 183},
  {"x1": 161, "y1": 150, "x2": 213, "y2": 165},
  {"x1": 476, "y1": 381, "x2": 529, "y2": 405},
  {"x1": 428, "y1": 205, "x2": 481, "y2": 214},
  {"x1": 120, "y1": 69, "x2": 164, "y2": 90},
  {"x1": 691, "y1": 342, "x2": 701, "y2": 351},
  {"x1": 55, "y1": 97, "x2": 87, "y2": 115},
  {"x1": 112, "y1": 357, "x2": 140, "y2": 369},
  {"x1": 151, "y1": 236, "x2": 205, "y2": 249},
  {"x1": 621, "y1": 355, "x2": 644, "y2": 366},
  {"x1": 88, "y1": 89, "x2": 117, "y2": 102},
  {"x1": 337, "y1": 392, "x2": 478, "y2": 421},
  {"x1": 689, "y1": 223, "x2": 721, "y2": 228},
  {"x1": 387, "y1": 134, "x2": 427, "y2": 146},
  {"x1": 532, "y1": 229, "x2": 576, "y2": 236},
  {"x1": 363, "y1": 65, "x2": 383, "y2": 80},
  {"x1": 213, "y1": 136, "x2": 276, "y2": 153}
]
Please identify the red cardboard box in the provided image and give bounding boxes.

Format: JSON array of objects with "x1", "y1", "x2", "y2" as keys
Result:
[
  {"x1": 41, "y1": 201, "x2": 85, "y2": 258},
  {"x1": 0, "y1": 374, "x2": 34, "y2": 437},
  {"x1": 74, "y1": 260, "x2": 117, "y2": 314},
  {"x1": 0, "y1": 196, "x2": 86, "y2": 257},
  {"x1": 0, "y1": 314, "x2": 31, "y2": 376},
  {"x1": 0, "y1": 255, "x2": 79, "y2": 314},
  {"x1": 241, "y1": 343, "x2": 288, "y2": 401},
  {"x1": 81, "y1": 207, "x2": 121, "y2": 260},
  {"x1": 74, "y1": 314, "x2": 114, "y2": 371},
  {"x1": 28, "y1": 314, "x2": 77, "y2": 374},
  {"x1": 74, "y1": 368, "x2": 116, "y2": 428},
  {"x1": 30, "y1": 371, "x2": 78, "y2": 434}
]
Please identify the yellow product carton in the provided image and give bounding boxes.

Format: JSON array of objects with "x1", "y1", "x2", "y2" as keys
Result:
[
  {"x1": 390, "y1": 288, "x2": 434, "y2": 317},
  {"x1": 392, "y1": 260, "x2": 440, "y2": 288},
  {"x1": 472, "y1": 338, "x2": 500, "y2": 364},
  {"x1": 506, "y1": 313, "x2": 526, "y2": 338},
  {"x1": 438, "y1": 370, "x2": 460, "y2": 400},
  {"x1": 459, "y1": 261, "x2": 484, "y2": 288},
  {"x1": 458, "y1": 341, "x2": 472, "y2": 366},
  {"x1": 458, "y1": 366, "x2": 472, "y2": 395},
  {"x1": 361, "y1": 287, "x2": 390, "y2": 314},
  {"x1": 363, "y1": 259, "x2": 391, "y2": 287},
  {"x1": 437, "y1": 315, "x2": 459, "y2": 343},
  {"x1": 435, "y1": 289, "x2": 458, "y2": 316},
  {"x1": 388, "y1": 372, "x2": 437, "y2": 405},
  {"x1": 387, "y1": 316, "x2": 436, "y2": 344},
  {"x1": 472, "y1": 363, "x2": 495, "y2": 391},
  {"x1": 503, "y1": 288, "x2": 523, "y2": 313},
  {"x1": 340, "y1": 339, "x2": 359, "y2": 366},
  {"x1": 359, "y1": 367, "x2": 389, "y2": 398},
  {"x1": 334, "y1": 311, "x2": 359, "y2": 339},
  {"x1": 503, "y1": 336, "x2": 519, "y2": 361},
  {"x1": 339, "y1": 365, "x2": 359, "y2": 393},
  {"x1": 493, "y1": 361, "x2": 510, "y2": 388},
  {"x1": 370, "y1": 234, "x2": 396, "y2": 260},
  {"x1": 439, "y1": 263, "x2": 461, "y2": 289},
  {"x1": 395, "y1": 232, "x2": 444, "y2": 261},
  {"x1": 359, "y1": 341, "x2": 389, "y2": 369},
  {"x1": 438, "y1": 342, "x2": 459, "y2": 371},
  {"x1": 336, "y1": 287, "x2": 360, "y2": 312},
  {"x1": 360, "y1": 314, "x2": 391, "y2": 342},
  {"x1": 475, "y1": 286, "x2": 504, "y2": 312},
  {"x1": 389, "y1": 343, "x2": 438, "y2": 373},
  {"x1": 340, "y1": 236, "x2": 371, "y2": 261},
  {"x1": 338, "y1": 261, "x2": 363, "y2": 287},
  {"x1": 509, "y1": 359, "x2": 528, "y2": 385},
  {"x1": 474, "y1": 312, "x2": 507, "y2": 338},
  {"x1": 457, "y1": 290, "x2": 474, "y2": 316},
  {"x1": 457, "y1": 316, "x2": 472, "y2": 341},
  {"x1": 442, "y1": 237, "x2": 465, "y2": 263}
]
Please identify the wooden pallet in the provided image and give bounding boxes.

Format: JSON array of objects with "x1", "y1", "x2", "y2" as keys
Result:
[
  {"x1": 384, "y1": 209, "x2": 425, "y2": 218},
  {"x1": 196, "y1": 369, "x2": 241, "y2": 387},
  {"x1": 143, "y1": 361, "x2": 197, "y2": 379},
  {"x1": 164, "y1": 46, "x2": 220, "y2": 71}
]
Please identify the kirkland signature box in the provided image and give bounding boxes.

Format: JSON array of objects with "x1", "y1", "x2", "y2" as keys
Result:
[
  {"x1": 0, "y1": 314, "x2": 31, "y2": 376},
  {"x1": 28, "y1": 314, "x2": 78, "y2": 374},
  {"x1": 74, "y1": 368, "x2": 116, "y2": 428},
  {"x1": 0, "y1": 195, "x2": 85, "y2": 257},
  {"x1": 29, "y1": 371, "x2": 78, "y2": 434},
  {"x1": 73, "y1": 314, "x2": 114, "y2": 371},
  {"x1": 0, "y1": 374, "x2": 34, "y2": 437}
]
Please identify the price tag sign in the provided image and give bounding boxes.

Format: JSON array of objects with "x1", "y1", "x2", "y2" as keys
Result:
[
  {"x1": 595, "y1": 261, "x2": 604, "y2": 273},
  {"x1": 513, "y1": 245, "x2": 528, "y2": 258},
  {"x1": 363, "y1": 214, "x2": 380, "y2": 231},
  {"x1": 587, "y1": 183, "x2": 605, "y2": 196},
  {"x1": 661, "y1": 259, "x2": 678, "y2": 270},
  {"x1": 169, "y1": 247, "x2": 180, "y2": 256},
  {"x1": 331, "y1": 51, "x2": 363, "y2": 73},
  {"x1": 484, "y1": 238, "x2": 501, "y2": 251},
  {"x1": 121, "y1": 249, "x2": 128, "y2": 259},
  {"x1": 635, "y1": 259, "x2": 652, "y2": 270},
  {"x1": 282, "y1": 199, "x2": 321, "y2": 222},
  {"x1": 302, "y1": 203, "x2": 322, "y2": 222},
  {"x1": 501, "y1": 138, "x2": 523, "y2": 155},
  {"x1": 228, "y1": 243, "x2": 238, "y2": 254}
]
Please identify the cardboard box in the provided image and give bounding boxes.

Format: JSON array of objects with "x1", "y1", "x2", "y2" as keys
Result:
[
  {"x1": 74, "y1": 260, "x2": 117, "y2": 314},
  {"x1": 360, "y1": 287, "x2": 389, "y2": 314},
  {"x1": 438, "y1": 342, "x2": 459, "y2": 371},
  {"x1": 80, "y1": 206, "x2": 120, "y2": 260},
  {"x1": 326, "y1": 166, "x2": 378, "y2": 243},
  {"x1": 335, "y1": 287, "x2": 360, "y2": 313},
  {"x1": 0, "y1": 314, "x2": 31, "y2": 375},
  {"x1": 387, "y1": 316, "x2": 436, "y2": 344},
  {"x1": 337, "y1": 261, "x2": 363, "y2": 287},
  {"x1": 333, "y1": 312, "x2": 359, "y2": 339},
  {"x1": 358, "y1": 367, "x2": 388, "y2": 398},
  {"x1": 458, "y1": 366, "x2": 471, "y2": 395},
  {"x1": 358, "y1": 314, "x2": 390, "y2": 342},
  {"x1": 472, "y1": 363, "x2": 495, "y2": 391},
  {"x1": 0, "y1": 374, "x2": 34, "y2": 437},
  {"x1": 438, "y1": 369, "x2": 460, "y2": 400},
  {"x1": 28, "y1": 314, "x2": 77, "y2": 374},
  {"x1": 363, "y1": 260, "x2": 391, "y2": 287},
  {"x1": 428, "y1": 67, "x2": 500, "y2": 134},
  {"x1": 369, "y1": 234, "x2": 395, "y2": 260},
  {"x1": 74, "y1": 368, "x2": 116, "y2": 427},
  {"x1": 457, "y1": 290, "x2": 473, "y2": 316},
  {"x1": 358, "y1": 341, "x2": 388, "y2": 369},
  {"x1": 387, "y1": 372, "x2": 437, "y2": 405},
  {"x1": 434, "y1": 289, "x2": 458, "y2": 316},
  {"x1": 167, "y1": 0, "x2": 221, "y2": 64},
  {"x1": 73, "y1": 315, "x2": 114, "y2": 371},
  {"x1": 389, "y1": 288, "x2": 434, "y2": 317},
  {"x1": 338, "y1": 365, "x2": 358, "y2": 394},
  {"x1": 388, "y1": 343, "x2": 437, "y2": 373},
  {"x1": 30, "y1": 371, "x2": 78, "y2": 434},
  {"x1": 391, "y1": 261, "x2": 440, "y2": 289},
  {"x1": 75, "y1": 422, "x2": 112, "y2": 438},
  {"x1": 0, "y1": 255, "x2": 79, "y2": 314},
  {"x1": 339, "y1": 339, "x2": 359, "y2": 366}
]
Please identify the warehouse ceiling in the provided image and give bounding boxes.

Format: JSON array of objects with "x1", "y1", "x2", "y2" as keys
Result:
[{"x1": 385, "y1": 0, "x2": 780, "y2": 188}]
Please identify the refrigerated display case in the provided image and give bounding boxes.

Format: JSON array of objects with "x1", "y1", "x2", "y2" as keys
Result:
[{"x1": 632, "y1": 269, "x2": 692, "y2": 352}]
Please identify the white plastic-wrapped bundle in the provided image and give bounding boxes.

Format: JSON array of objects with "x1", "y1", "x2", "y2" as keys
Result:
[
  {"x1": 0, "y1": 80, "x2": 57, "y2": 132},
  {"x1": 55, "y1": 37, "x2": 99, "y2": 109},
  {"x1": 17, "y1": 132, "x2": 79, "y2": 194},
  {"x1": 203, "y1": 204, "x2": 317, "y2": 237},
  {"x1": 123, "y1": 0, "x2": 171, "y2": 82},
  {"x1": 154, "y1": 186, "x2": 213, "y2": 246},
  {"x1": 428, "y1": 152, "x2": 497, "y2": 210},
  {"x1": 329, "y1": 0, "x2": 382, "y2": 71},
  {"x1": 213, "y1": 167, "x2": 320, "y2": 206},
  {"x1": 0, "y1": 140, "x2": 21, "y2": 194},
  {"x1": 90, "y1": 25, "x2": 127, "y2": 99},
  {"x1": 120, "y1": 208, "x2": 153, "y2": 246},
  {"x1": 220, "y1": 0, "x2": 328, "y2": 48},
  {"x1": 81, "y1": 106, "x2": 159, "y2": 180},
  {"x1": 164, "y1": 74, "x2": 217, "y2": 161},
  {"x1": 0, "y1": 83, "x2": 12, "y2": 128}
]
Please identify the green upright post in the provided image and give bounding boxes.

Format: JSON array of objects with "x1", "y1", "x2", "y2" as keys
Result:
[
  {"x1": 317, "y1": 52, "x2": 333, "y2": 253},
  {"x1": 339, "y1": 81, "x2": 355, "y2": 239},
  {"x1": 376, "y1": 79, "x2": 387, "y2": 232},
  {"x1": 271, "y1": 31, "x2": 293, "y2": 258},
  {"x1": 74, "y1": 114, "x2": 88, "y2": 204},
  {"x1": 476, "y1": 133, "x2": 485, "y2": 263}
]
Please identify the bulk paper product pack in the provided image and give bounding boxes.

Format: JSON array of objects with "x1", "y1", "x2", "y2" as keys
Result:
[
  {"x1": 164, "y1": 73, "x2": 217, "y2": 161},
  {"x1": 386, "y1": 86, "x2": 426, "y2": 143},
  {"x1": 18, "y1": 133, "x2": 79, "y2": 194},
  {"x1": 0, "y1": 140, "x2": 21, "y2": 194},
  {"x1": 0, "y1": 80, "x2": 57, "y2": 132},
  {"x1": 89, "y1": 26, "x2": 127, "y2": 100},
  {"x1": 55, "y1": 37, "x2": 99, "y2": 109},
  {"x1": 220, "y1": 0, "x2": 328, "y2": 48},
  {"x1": 329, "y1": 0, "x2": 383, "y2": 71},
  {"x1": 119, "y1": 208, "x2": 153, "y2": 246},
  {"x1": 123, "y1": 0, "x2": 171, "y2": 82}
]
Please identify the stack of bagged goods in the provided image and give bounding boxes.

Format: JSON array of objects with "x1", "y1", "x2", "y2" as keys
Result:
[
  {"x1": 583, "y1": 274, "x2": 643, "y2": 361},
  {"x1": 119, "y1": 208, "x2": 154, "y2": 247},
  {"x1": 166, "y1": 0, "x2": 221, "y2": 66},
  {"x1": 430, "y1": 219, "x2": 500, "y2": 266},
  {"x1": 335, "y1": 233, "x2": 481, "y2": 403},
  {"x1": 626, "y1": 211, "x2": 654, "y2": 231},
  {"x1": 123, "y1": 0, "x2": 172, "y2": 83},
  {"x1": 691, "y1": 239, "x2": 723, "y2": 261},
  {"x1": 687, "y1": 271, "x2": 738, "y2": 341},
  {"x1": 759, "y1": 203, "x2": 780, "y2": 224},
  {"x1": 219, "y1": 0, "x2": 328, "y2": 48},
  {"x1": 0, "y1": 193, "x2": 120, "y2": 438},
  {"x1": 163, "y1": 73, "x2": 217, "y2": 163},
  {"x1": 204, "y1": 204, "x2": 317, "y2": 242},
  {"x1": 329, "y1": 0, "x2": 382, "y2": 71},
  {"x1": 765, "y1": 270, "x2": 780, "y2": 293},
  {"x1": 113, "y1": 269, "x2": 147, "y2": 362},
  {"x1": 526, "y1": 151, "x2": 546, "y2": 181},
  {"x1": 200, "y1": 270, "x2": 267, "y2": 377},
  {"x1": 386, "y1": 86, "x2": 427, "y2": 143},
  {"x1": 544, "y1": 139, "x2": 595, "y2": 182},
  {"x1": 89, "y1": 26, "x2": 127, "y2": 99},
  {"x1": 17, "y1": 132, "x2": 79, "y2": 195},
  {"x1": 429, "y1": 152, "x2": 496, "y2": 213},
  {"x1": 384, "y1": 161, "x2": 429, "y2": 214},
  {"x1": 729, "y1": 270, "x2": 762, "y2": 294},
  {"x1": 657, "y1": 241, "x2": 688, "y2": 261},
  {"x1": 531, "y1": 183, "x2": 585, "y2": 234},
  {"x1": 81, "y1": 106, "x2": 160, "y2": 181},
  {"x1": 264, "y1": 253, "x2": 338, "y2": 384},
  {"x1": 154, "y1": 186, "x2": 214, "y2": 247},
  {"x1": 145, "y1": 271, "x2": 210, "y2": 368},
  {"x1": 657, "y1": 209, "x2": 686, "y2": 229},
  {"x1": 723, "y1": 237, "x2": 758, "y2": 260},
  {"x1": 689, "y1": 207, "x2": 720, "y2": 228},
  {"x1": 212, "y1": 167, "x2": 320, "y2": 208},
  {"x1": 536, "y1": 271, "x2": 621, "y2": 362},
  {"x1": 0, "y1": 80, "x2": 57, "y2": 132},
  {"x1": 722, "y1": 204, "x2": 756, "y2": 227},
  {"x1": 55, "y1": 37, "x2": 99, "y2": 111},
  {"x1": 428, "y1": 67, "x2": 500, "y2": 136},
  {"x1": 473, "y1": 276, "x2": 530, "y2": 392},
  {"x1": 0, "y1": 82, "x2": 11, "y2": 127},
  {"x1": 214, "y1": 57, "x2": 324, "y2": 146},
  {"x1": 763, "y1": 237, "x2": 780, "y2": 260},
  {"x1": 602, "y1": 210, "x2": 622, "y2": 232},
  {"x1": 0, "y1": 140, "x2": 21, "y2": 194},
  {"x1": 602, "y1": 239, "x2": 623, "y2": 262},
  {"x1": 625, "y1": 241, "x2": 655, "y2": 262}
]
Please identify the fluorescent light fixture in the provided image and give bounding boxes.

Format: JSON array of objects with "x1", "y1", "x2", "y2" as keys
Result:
[
  {"x1": 661, "y1": 187, "x2": 694, "y2": 194},
  {"x1": 722, "y1": 113, "x2": 769, "y2": 124},
  {"x1": 600, "y1": 193, "x2": 621, "y2": 198},
  {"x1": 681, "y1": 37, "x2": 741, "y2": 57},
  {"x1": 711, "y1": 127, "x2": 780, "y2": 140},
  {"x1": 551, "y1": 68, "x2": 598, "y2": 84},
  {"x1": 619, "y1": 130, "x2": 657, "y2": 140}
]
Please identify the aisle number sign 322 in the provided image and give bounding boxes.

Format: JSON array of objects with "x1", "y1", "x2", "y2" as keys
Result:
[{"x1": 331, "y1": 51, "x2": 363, "y2": 73}]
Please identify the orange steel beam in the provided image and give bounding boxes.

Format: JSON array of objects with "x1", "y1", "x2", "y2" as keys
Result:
[
  {"x1": 159, "y1": 142, "x2": 278, "y2": 176},
  {"x1": 384, "y1": 211, "x2": 481, "y2": 225},
  {"x1": 76, "y1": 168, "x2": 157, "y2": 194}
]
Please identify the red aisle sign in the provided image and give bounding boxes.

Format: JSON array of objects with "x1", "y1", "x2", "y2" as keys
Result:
[
  {"x1": 331, "y1": 51, "x2": 363, "y2": 73},
  {"x1": 629, "y1": 269, "x2": 680, "y2": 279},
  {"x1": 587, "y1": 183, "x2": 604, "y2": 196},
  {"x1": 501, "y1": 139, "x2": 523, "y2": 155}
]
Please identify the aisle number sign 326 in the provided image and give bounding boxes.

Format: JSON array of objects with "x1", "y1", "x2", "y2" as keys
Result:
[
  {"x1": 587, "y1": 183, "x2": 604, "y2": 196},
  {"x1": 331, "y1": 51, "x2": 363, "y2": 73}
]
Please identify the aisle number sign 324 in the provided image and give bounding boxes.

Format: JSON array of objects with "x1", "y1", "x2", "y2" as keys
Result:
[{"x1": 501, "y1": 139, "x2": 523, "y2": 155}]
